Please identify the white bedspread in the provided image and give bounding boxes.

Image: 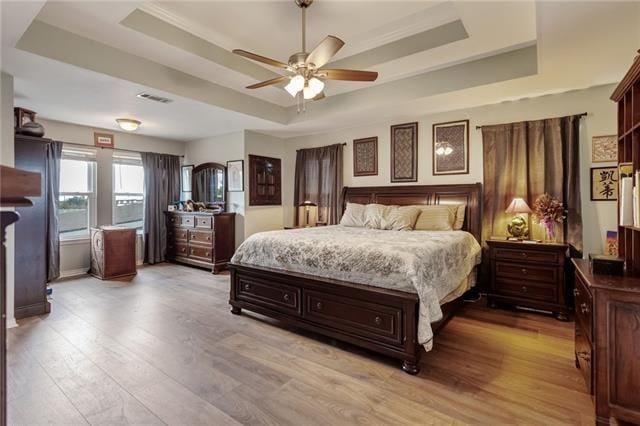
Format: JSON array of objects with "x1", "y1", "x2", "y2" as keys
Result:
[{"x1": 231, "y1": 225, "x2": 482, "y2": 350}]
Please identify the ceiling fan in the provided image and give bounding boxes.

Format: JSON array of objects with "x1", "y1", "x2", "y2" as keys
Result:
[{"x1": 232, "y1": 0, "x2": 378, "y2": 109}]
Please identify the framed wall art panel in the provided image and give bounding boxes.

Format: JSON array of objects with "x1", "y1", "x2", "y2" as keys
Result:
[
  {"x1": 249, "y1": 155, "x2": 281, "y2": 206},
  {"x1": 592, "y1": 135, "x2": 617, "y2": 163},
  {"x1": 432, "y1": 120, "x2": 469, "y2": 175},
  {"x1": 353, "y1": 137, "x2": 378, "y2": 177},
  {"x1": 390, "y1": 122, "x2": 418, "y2": 182},
  {"x1": 590, "y1": 166, "x2": 618, "y2": 201}
]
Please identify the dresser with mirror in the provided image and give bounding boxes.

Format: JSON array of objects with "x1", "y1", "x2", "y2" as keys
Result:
[{"x1": 166, "y1": 162, "x2": 235, "y2": 274}]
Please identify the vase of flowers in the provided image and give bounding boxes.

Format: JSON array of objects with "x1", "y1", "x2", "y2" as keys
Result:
[{"x1": 533, "y1": 193, "x2": 566, "y2": 242}]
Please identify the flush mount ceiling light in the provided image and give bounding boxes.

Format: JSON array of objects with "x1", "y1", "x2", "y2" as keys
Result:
[
  {"x1": 232, "y1": 0, "x2": 378, "y2": 112},
  {"x1": 116, "y1": 118, "x2": 141, "y2": 132}
]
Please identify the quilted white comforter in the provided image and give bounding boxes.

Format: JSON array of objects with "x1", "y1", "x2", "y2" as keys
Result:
[{"x1": 231, "y1": 225, "x2": 482, "y2": 350}]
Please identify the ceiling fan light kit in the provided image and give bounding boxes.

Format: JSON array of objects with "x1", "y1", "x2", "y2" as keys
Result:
[{"x1": 233, "y1": 0, "x2": 378, "y2": 112}]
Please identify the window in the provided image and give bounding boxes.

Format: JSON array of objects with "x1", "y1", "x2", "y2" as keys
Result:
[
  {"x1": 113, "y1": 152, "x2": 144, "y2": 230},
  {"x1": 59, "y1": 148, "x2": 97, "y2": 239}
]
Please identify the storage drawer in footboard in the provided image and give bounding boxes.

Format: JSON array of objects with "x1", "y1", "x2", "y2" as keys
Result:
[
  {"x1": 236, "y1": 276, "x2": 301, "y2": 316},
  {"x1": 304, "y1": 290, "x2": 403, "y2": 346}
]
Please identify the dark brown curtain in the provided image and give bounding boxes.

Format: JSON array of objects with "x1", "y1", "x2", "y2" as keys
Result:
[
  {"x1": 141, "y1": 152, "x2": 181, "y2": 264},
  {"x1": 482, "y1": 115, "x2": 583, "y2": 252},
  {"x1": 294, "y1": 144, "x2": 343, "y2": 225},
  {"x1": 46, "y1": 140, "x2": 63, "y2": 281}
]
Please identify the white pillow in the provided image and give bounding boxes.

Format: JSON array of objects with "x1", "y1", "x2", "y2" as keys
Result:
[
  {"x1": 414, "y1": 205, "x2": 456, "y2": 231},
  {"x1": 364, "y1": 204, "x2": 394, "y2": 229},
  {"x1": 382, "y1": 206, "x2": 422, "y2": 231},
  {"x1": 340, "y1": 202, "x2": 366, "y2": 227}
]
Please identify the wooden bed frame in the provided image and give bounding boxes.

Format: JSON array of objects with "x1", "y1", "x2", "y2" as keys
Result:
[{"x1": 228, "y1": 183, "x2": 482, "y2": 374}]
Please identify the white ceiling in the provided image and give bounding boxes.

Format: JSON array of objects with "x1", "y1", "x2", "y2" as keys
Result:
[{"x1": 1, "y1": 1, "x2": 639, "y2": 141}]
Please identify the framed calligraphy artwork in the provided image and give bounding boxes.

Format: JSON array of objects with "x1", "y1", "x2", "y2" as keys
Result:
[{"x1": 590, "y1": 166, "x2": 618, "y2": 201}]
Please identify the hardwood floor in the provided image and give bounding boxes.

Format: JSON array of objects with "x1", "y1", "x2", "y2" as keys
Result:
[{"x1": 8, "y1": 263, "x2": 593, "y2": 425}]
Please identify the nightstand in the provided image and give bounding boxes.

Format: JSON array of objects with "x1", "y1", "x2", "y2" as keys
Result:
[{"x1": 486, "y1": 239, "x2": 571, "y2": 321}]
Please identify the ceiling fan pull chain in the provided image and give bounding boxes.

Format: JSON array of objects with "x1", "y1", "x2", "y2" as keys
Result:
[{"x1": 301, "y1": 6, "x2": 306, "y2": 53}]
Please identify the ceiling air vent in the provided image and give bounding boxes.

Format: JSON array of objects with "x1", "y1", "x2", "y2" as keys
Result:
[{"x1": 136, "y1": 93, "x2": 173, "y2": 104}]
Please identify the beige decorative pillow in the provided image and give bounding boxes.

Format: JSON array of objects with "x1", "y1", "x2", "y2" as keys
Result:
[
  {"x1": 382, "y1": 206, "x2": 421, "y2": 231},
  {"x1": 453, "y1": 204, "x2": 466, "y2": 230},
  {"x1": 340, "y1": 202, "x2": 366, "y2": 227},
  {"x1": 414, "y1": 205, "x2": 456, "y2": 231},
  {"x1": 364, "y1": 204, "x2": 394, "y2": 229}
]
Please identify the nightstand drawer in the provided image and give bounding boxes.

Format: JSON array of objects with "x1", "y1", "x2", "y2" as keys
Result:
[
  {"x1": 494, "y1": 247, "x2": 562, "y2": 264},
  {"x1": 574, "y1": 273, "x2": 593, "y2": 342},
  {"x1": 494, "y1": 261, "x2": 559, "y2": 284},
  {"x1": 494, "y1": 278, "x2": 558, "y2": 303}
]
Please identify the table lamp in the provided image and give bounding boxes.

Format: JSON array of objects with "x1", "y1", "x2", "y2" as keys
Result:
[
  {"x1": 299, "y1": 200, "x2": 318, "y2": 227},
  {"x1": 505, "y1": 197, "x2": 532, "y2": 239}
]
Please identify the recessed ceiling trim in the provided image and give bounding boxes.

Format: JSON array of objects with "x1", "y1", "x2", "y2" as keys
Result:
[
  {"x1": 121, "y1": 9, "x2": 281, "y2": 83},
  {"x1": 16, "y1": 20, "x2": 288, "y2": 124}
]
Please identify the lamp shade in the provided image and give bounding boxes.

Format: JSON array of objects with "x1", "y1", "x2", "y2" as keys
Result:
[{"x1": 505, "y1": 197, "x2": 532, "y2": 214}]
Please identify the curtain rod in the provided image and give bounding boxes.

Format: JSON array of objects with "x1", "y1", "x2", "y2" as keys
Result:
[
  {"x1": 475, "y1": 112, "x2": 588, "y2": 130},
  {"x1": 60, "y1": 140, "x2": 185, "y2": 157}
]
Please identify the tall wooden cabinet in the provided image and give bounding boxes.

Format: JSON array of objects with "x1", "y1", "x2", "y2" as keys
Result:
[
  {"x1": 13, "y1": 135, "x2": 52, "y2": 319},
  {"x1": 571, "y1": 50, "x2": 640, "y2": 426}
]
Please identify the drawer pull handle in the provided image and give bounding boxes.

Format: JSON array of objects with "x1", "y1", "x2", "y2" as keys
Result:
[
  {"x1": 180, "y1": 247, "x2": 186, "y2": 252},
  {"x1": 244, "y1": 284, "x2": 250, "y2": 291},
  {"x1": 316, "y1": 302, "x2": 323, "y2": 310},
  {"x1": 521, "y1": 252, "x2": 527, "y2": 258},
  {"x1": 205, "y1": 252, "x2": 210, "y2": 256},
  {"x1": 207, "y1": 237, "x2": 211, "y2": 241},
  {"x1": 374, "y1": 316, "x2": 382, "y2": 325},
  {"x1": 573, "y1": 288, "x2": 580, "y2": 297},
  {"x1": 283, "y1": 294, "x2": 290, "y2": 302},
  {"x1": 521, "y1": 286, "x2": 528, "y2": 293},
  {"x1": 521, "y1": 268, "x2": 527, "y2": 275},
  {"x1": 580, "y1": 302, "x2": 589, "y2": 314}
]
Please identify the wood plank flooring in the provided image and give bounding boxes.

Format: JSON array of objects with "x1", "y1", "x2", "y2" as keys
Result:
[{"x1": 8, "y1": 263, "x2": 594, "y2": 425}]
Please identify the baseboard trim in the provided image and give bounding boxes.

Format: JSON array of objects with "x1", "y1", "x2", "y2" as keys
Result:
[{"x1": 59, "y1": 268, "x2": 88, "y2": 278}]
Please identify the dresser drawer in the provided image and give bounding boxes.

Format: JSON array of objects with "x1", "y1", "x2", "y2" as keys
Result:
[
  {"x1": 494, "y1": 262, "x2": 559, "y2": 284},
  {"x1": 168, "y1": 228, "x2": 188, "y2": 241},
  {"x1": 494, "y1": 278, "x2": 558, "y2": 303},
  {"x1": 304, "y1": 290, "x2": 403, "y2": 345},
  {"x1": 180, "y1": 215, "x2": 195, "y2": 227},
  {"x1": 195, "y1": 216, "x2": 213, "y2": 229},
  {"x1": 574, "y1": 274, "x2": 593, "y2": 342},
  {"x1": 168, "y1": 241, "x2": 188, "y2": 257},
  {"x1": 188, "y1": 245, "x2": 213, "y2": 261},
  {"x1": 494, "y1": 248, "x2": 562, "y2": 264},
  {"x1": 188, "y1": 229, "x2": 213, "y2": 245},
  {"x1": 575, "y1": 321, "x2": 593, "y2": 394},
  {"x1": 167, "y1": 214, "x2": 180, "y2": 227},
  {"x1": 237, "y1": 278, "x2": 301, "y2": 315}
]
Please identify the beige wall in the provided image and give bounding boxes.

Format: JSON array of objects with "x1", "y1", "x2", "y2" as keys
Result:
[
  {"x1": 282, "y1": 84, "x2": 618, "y2": 257},
  {"x1": 1, "y1": 72, "x2": 17, "y2": 327},
  {"x1": 38, "y1": 118, "x2": 187, "y2": 276},
  {"x1": 184, "y1": 131, "x2": 245, "y2": 247}
]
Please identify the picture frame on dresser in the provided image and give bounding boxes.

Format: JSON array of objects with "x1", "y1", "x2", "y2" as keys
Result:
[
  {"x1": 227, "y1": 159, "x2": 244, "y2": 192},
  {"x1": 390, "y1": 122, "x2": 418, "y2": 182}
]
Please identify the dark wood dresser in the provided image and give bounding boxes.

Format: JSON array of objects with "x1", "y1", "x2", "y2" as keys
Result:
[
  {"x1": 165, "y1": 211, "x2": 235, "y2": 274},
  {"x1": 487, "y1": 240, "x2": 571, "y2": 320},
  {"x1": 89, "y1": 227, "x2": 137, "y2": 280},
  {"x1": 572, "y1": 259, "x2": 640, "y2": 425}
]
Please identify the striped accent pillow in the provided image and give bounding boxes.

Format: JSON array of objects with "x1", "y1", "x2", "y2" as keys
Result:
[
  {"x1": 413, "y1": 205, "x2": 456, "y2": 231},
  {"x1": 382, "y1": 206, "x2": 422, "y2": 231},
  {"x1": 340, "y1": 202, "x2": 366, "y2": 227}
]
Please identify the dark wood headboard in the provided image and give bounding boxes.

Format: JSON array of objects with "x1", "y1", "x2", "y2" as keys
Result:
[{"x1": 341, "y1": 183, "x2": 483, "y2": 242}]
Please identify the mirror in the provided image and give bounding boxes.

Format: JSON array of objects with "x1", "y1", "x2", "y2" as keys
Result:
[{"x1": 192, "y1": 162, "x2": 226, "y2": 207}]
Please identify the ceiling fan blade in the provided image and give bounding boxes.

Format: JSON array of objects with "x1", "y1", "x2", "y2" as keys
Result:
[
  {"x1": 232, "y1": 49, "x2": 288, "y2": 69},
  {"x1": 313, "y1": 91, "x2": 326, "y2": 101},
  {"x1": 245, "y1": 76, "x2": 289, "y2": 89},
  {"x1": 319, "y1": 69, "x2": 378, "y2": 82},
  {"x1": 305, "y1": 35, "x2": 345, "y2": 69}
]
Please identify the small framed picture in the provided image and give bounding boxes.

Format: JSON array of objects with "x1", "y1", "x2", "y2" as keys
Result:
[
  {"x1": 94, "y1": 132, "x2": 114, "y2": 148},
  {"x1": 227, "y1": 159, "x2": 244, "y2": 192},
  {"x1": 590, "y1": 166, "x2": 618, "y2": 201},
  {"x1": 606, "y1": 230, "x2": 618, "y2": 256},
  {"x1": 432, "y1": 120, "x2": 469, "y2": 175},
  {"x1": 592, "y1": 135, "x2": 617, "y2": 163}
]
